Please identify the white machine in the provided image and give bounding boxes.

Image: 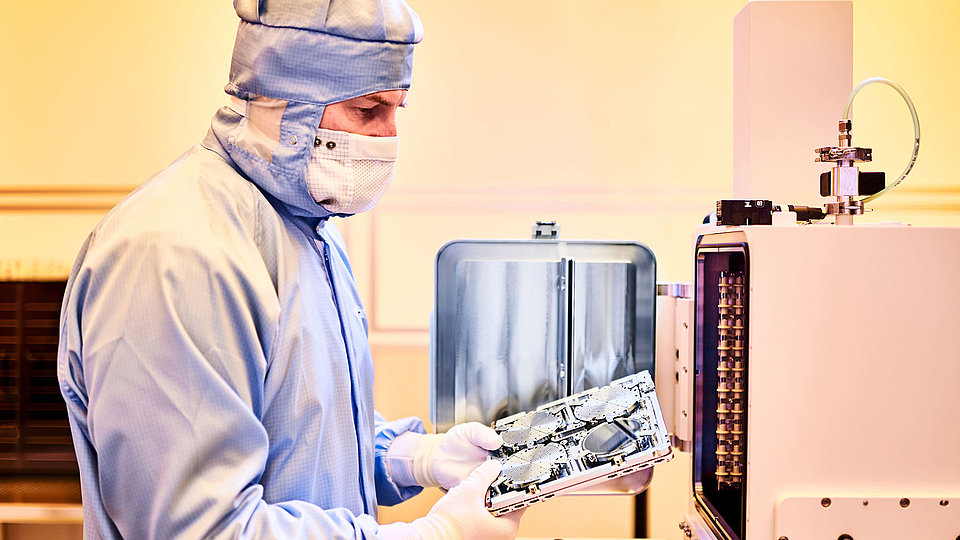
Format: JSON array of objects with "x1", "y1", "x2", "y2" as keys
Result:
[
  {"x1": 671, "y1": 222, "x2": 960, "y2": 540},
  {"x1": 663, "y1": 79, "x2": 960, "y2": 539}
]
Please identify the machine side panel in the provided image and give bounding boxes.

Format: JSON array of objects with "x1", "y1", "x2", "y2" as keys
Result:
[{"x1": 740, "y1": 226, "x2": 960, "y2": 538}]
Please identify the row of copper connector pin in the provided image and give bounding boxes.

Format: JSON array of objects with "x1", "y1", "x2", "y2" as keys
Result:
[{"x1": 716, "y1": 271, "x2": 745, "y2": 488}]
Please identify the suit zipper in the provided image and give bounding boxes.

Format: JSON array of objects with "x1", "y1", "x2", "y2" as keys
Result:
[{"x1": 316, "y1": 233, "x2": 369, "y2": 513}]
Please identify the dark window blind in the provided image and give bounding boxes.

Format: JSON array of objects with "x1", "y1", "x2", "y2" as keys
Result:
[{"x1": 0, "y1": 281, "x2": 78, "y2": 476}]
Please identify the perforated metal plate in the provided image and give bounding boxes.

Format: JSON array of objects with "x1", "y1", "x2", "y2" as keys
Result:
[
  {"x1": 573, "y1": 385, "x2": 640, "y2": 422},
  {"x1": 500, "y1": 411, "x2": 563, "y2": 448},
  {"x1": 500, "y1": 443, "x2": 566, "y2": 486}
]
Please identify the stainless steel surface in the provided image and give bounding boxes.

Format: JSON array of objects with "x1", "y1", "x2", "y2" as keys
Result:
[
  {"x1": 833, "y1": 165, "x2": 860, "y2": 196},
  {"x1": 570, "y1": 260, "x2": 638, "y2": 393},
  {"x1": 657, "y1": 282, "x2": 692, "y2": 298},
  {"x1": 452, "y1": 259, "x2": 562, "y2": 425},
  {"x1": 824, "y1": 197, "x2": 863, "y2": 216},
  {"x1": 433, "y1": 239, "x2": 656, "y2": 432}
]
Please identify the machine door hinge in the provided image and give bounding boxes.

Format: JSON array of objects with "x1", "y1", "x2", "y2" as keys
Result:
[
  {"x1": 675, "y1": 296, "x2": 695, "y2": 451},
  {"x1": 656, "y1": 282, "x2": 694, "y2": 452}
]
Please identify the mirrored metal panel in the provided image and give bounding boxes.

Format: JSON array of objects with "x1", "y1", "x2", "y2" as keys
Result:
[
  {"x1": 453, "y1": 260, "x2": 561, "y2": 425},
  {"x1": 572, "y1": 261, "x2": 638, "y2": 393},
  {"x1": 433, "y1": 239, "x2": 656, "y2": 433}
]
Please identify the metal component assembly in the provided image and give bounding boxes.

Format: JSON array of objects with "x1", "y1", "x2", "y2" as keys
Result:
[
  {"x1": 814, "y1": 76, "x2": 921, "y2": 223},
  {"x1": 815, "y1": 146, "x2": 872, "y2": 164},
  {"x1": 486, "y1": 371, "x2": 672, "y2": 516},
  {"x1": 816, "y1": 120, "x2": 875, "y2": 221}
]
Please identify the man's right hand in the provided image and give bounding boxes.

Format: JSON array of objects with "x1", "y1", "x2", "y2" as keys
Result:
[{"x1": 378, "y1": 460, "x2": 524, "y2": 540}]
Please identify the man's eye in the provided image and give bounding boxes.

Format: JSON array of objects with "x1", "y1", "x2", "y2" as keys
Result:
[{"x1": 357, "y1": 106, "x2": 376, "y2": 115}]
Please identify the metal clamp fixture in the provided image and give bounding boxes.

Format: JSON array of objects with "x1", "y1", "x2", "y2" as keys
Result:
[
  {"x1": 815, "y1": 120, "x2": 884, "y2": 224},
  {"x1": 814, "y1": 77, "x2": 921, "y2": 226},
  {"x1": 532, "y1": 220, "x2": 560, "y2": 240}
]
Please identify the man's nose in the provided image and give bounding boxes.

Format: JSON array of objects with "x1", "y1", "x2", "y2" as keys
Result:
[{"x1": 373, "y1": 117, "x2": 398, "y2": 137}]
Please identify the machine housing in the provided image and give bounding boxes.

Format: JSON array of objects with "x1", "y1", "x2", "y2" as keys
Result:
[{"x1": 684, "y1": 223, "x2": 960, "y2": 539}]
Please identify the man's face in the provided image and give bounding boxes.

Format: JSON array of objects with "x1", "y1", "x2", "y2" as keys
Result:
[{"x1": 319, "y1": 89, "x2": 407, "y2": 137}]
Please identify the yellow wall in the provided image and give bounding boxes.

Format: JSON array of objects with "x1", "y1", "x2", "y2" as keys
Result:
[
  {"x1": 2, "y1": 0, "x2": 958, "y2": 275},
  {"x1": 1, "y1": 1, "x2": 958, "y2": 538}
]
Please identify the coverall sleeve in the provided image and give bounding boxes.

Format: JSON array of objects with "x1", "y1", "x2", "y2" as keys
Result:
[
  {"x1": 68, "y1": 227, "x2": 386, "y2": 539},
  {"x1": 374, "y1": 412, "x2": 425, "y2": 504}
]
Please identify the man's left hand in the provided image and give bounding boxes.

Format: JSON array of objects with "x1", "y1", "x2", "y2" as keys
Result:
[{"x1": 386, "y1": 422, "x2": 503, "y2": 489}]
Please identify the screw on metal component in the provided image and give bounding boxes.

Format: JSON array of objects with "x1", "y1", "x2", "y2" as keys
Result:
[
  {"x1": 862, "y1": 499, "x2": 869, "y2": 506},
  {"x1": 940, "y1": 499, "x2": 949, "y2": 507},
  {"x1": 838, "y1": 534, "x2": 854, "y2": 540},
  {"x1": 778, "y1": 536, "x2": 788, "y2": 540},
  {"x1": 900, "y1": 497, "x2": 910, "y2": 508},
  {"x1": 821, "y1": 497, "x2": 832, "y2": 507}
]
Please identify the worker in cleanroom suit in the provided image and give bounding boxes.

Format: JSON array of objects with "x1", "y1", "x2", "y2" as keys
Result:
[{"x1": 56, "y1": 1, "x2": 524, "y2": 538}]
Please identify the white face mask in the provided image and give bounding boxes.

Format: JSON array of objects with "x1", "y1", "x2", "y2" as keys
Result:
[{"x1": 305, "y1": 128, "x2": 399, "y2": 215}]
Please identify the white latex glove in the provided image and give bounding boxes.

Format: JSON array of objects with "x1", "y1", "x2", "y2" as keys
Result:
[
  {"x1": 386, "y1": 422, "x2": 503, "y2": 490},
  {"x1": 378, "y1": 460, "x2": 524, "y2": 540}
]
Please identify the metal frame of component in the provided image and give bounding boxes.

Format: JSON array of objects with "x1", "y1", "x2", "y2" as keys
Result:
[
  {"x1": 692, "y1": 242, "x2": 750, "y2": 538},
  {"x1": 486, "y1": 371, "x2": 672, "y2": 516}
]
